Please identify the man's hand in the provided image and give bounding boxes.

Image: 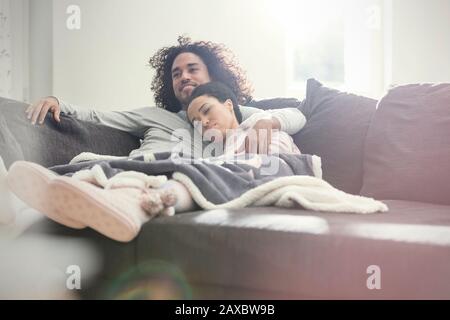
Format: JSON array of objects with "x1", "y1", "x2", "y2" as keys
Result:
[
  {"x1": 244, "y1": 117, "x2": 281, "y2": 154},
  {"x1": 26, "y1": 96, "x2": 61, "y2": 125}
]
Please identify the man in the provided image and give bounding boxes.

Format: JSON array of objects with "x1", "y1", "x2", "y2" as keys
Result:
[{"x1": 25, "y1": 36, "x2": 306, "y2": 157}]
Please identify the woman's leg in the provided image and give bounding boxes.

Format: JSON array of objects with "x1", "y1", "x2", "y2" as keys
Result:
[
  {"x1": 6, "y1": 161, "x2": 86, "y2": 229},
  {"x1": 46, "y1": 178, "x2": 196, "y2": 242},
  {"x1": 48, "y1": 176, "x2": 156, "y2": 242},
  {"x1": 5, "y1": 159, "x2": 198, "y2": 242}
]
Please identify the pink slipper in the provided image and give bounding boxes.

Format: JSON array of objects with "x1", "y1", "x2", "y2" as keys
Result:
[
  {"x1": 48, "y1": 176, "x2": 150, "y2": 242},
  {"x1": 7, "y1": 161, "x2": 86, "y2": 229}
]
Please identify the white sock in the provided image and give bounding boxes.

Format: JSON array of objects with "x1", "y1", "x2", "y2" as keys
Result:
[{"x1": 160, "y1": 180, "x2": 197, "y2": 213}]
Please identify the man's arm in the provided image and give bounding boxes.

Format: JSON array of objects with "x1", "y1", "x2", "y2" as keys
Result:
[
  {"x1": 26, "y1": 96, "x2": 190, "y2": 139},
  {"x1": 239, "y1": 106, "x2": 306, "y2": 135},
  {"x1": 58, "y1": 99, "x2": 148, "y2": 137},
  {"x1": 27, "y1": 96, "x2": 144, "y2": 133}
]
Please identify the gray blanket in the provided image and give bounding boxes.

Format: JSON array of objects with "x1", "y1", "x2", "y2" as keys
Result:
[
  {"x1": 50, "y1": 152, "x2": 318, "y2": 206},
  {"x1": 49, "y1": 152, "x2": 388, "y2": 213}
]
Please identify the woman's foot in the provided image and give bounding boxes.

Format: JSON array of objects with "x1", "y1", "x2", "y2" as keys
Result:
[
  {"x1": 6, "y1": 161, "x2": 86, "y2": 229},
  {"x1": 48, "y1": 176, "x2": 158, "y2": 242}
]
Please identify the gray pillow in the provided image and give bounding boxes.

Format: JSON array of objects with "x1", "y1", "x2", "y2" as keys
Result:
[
  {"x1": 361, "y1": 83, "x2": 450, "y2": 205},
  {"x1": 293, "y1": 79, "x2": 377, "y2": 194}
]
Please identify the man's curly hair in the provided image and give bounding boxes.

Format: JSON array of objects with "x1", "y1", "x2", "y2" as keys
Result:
[{"x1": 149, "y1": 36, "x2": 253, "y2": 113}]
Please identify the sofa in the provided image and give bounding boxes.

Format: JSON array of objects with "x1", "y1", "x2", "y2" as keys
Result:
[{"x1": 1, "y1": 78, "x2": 450, "y2": 299}]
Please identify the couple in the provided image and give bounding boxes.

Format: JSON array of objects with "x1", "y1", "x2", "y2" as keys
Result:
[{"x1": 6, "y1": 36, "x2": 310, "y2": 241}]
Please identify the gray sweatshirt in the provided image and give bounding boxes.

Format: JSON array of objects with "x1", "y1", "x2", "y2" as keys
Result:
[{"x1": 59, "y1": 101, "x2": 306, "y2": 158}]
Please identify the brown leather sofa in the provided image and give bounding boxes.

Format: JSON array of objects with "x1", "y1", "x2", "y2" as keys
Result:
[{"x1": 1, "y1": 79, "x2": 449, "y2": 299}]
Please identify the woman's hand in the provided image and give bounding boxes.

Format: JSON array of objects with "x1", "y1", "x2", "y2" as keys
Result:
[
  {"x1": 244, "y1": 117, "x2": 280, "y2": 154},
  {"x1": 26, "y1": 96, "x2": 61, "y2": 125}
]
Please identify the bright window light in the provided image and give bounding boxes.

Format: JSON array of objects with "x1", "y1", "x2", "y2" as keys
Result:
[{"x1": 265, "y1": 0, "x2": 385, "y2": 99}]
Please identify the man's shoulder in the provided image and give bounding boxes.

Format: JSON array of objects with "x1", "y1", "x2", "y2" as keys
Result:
[
  {"x1": 131, "y1": 106, "x2": 184, "y2": 117},
  {"x1": 177, "y1": 110, "x2": 187, "y2": 121}
]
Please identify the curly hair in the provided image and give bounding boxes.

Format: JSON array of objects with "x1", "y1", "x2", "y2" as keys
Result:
[{"x1": 149, "y1": 35, "x2": 253, "y2": 113}]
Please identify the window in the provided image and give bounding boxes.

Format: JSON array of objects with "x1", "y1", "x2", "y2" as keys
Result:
[{"x1": 268, "y1": 0, "x2": 385, "y2": 99}]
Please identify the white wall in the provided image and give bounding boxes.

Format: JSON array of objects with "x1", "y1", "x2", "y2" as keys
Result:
[
  {"x1": 44, "y1": 0, "x2": 450, "y2": 109},
  {"x1": 2, "y1": 0, "x2": 31, "y2": 101},
  {"x1": 29, "y1": 0, "x2": 52, "y2": 102},
  {"x1": 390, "y1": 0, "x2": 450, "y2": 85},
  {"x1": 52, "y1": 0, "x2": 286, "y2": 109}
]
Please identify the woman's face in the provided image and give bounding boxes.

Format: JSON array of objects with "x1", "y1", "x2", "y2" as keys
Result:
[{"x1": 187, "y1": 95, "x2": 239, "y2": 142}]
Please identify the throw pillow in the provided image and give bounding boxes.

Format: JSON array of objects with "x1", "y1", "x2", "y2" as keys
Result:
[
  {"x1": 361, "y1": 83, "x2": 450, "y2": 204},
  {"x1": 293, "y1": 79, "x2": 377, "y2": 194}
]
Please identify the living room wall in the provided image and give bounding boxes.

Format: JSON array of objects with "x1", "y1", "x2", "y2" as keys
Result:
[
  {"x1": 389, "y1": 0, "x2": 450, "y2": 85},
  {"x1": 21, "y1": 0, "x2": 450, "y2": 109},
  {"x1": 29, "y1": 0, "x2": 52, "y2": 102},
  {"x1": 51, "y1": 0, "x2": 286, "y2": 109}
]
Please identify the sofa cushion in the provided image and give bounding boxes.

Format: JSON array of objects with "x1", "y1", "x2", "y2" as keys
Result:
[
  {"x1": 0, "y1": 97, "x2": 140, "y2": 167},
  {"x1": 292, "y1": 79, "x2": 377, "y2": 194},
  {"x1": 134, "y1": 201, "x2": 450, "y2": 299},
  {"x1": 360, "y1": 83, "x2": 450, "y2": 205},
  {"x1": 22, "y1": 199, "x2": 450, "y2": 299}
]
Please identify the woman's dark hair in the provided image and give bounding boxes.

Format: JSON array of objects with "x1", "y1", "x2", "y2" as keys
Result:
[
  {"x1": 149, "y1": 35, "x2": 253, "y2": 113},
  {"x1": 188, "y1": 82, "x2": 243, "y2": 124}
]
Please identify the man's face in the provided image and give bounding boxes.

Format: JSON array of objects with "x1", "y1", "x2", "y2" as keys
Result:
[{"x1": 171, "y1": 52, "x2": 212, "y2": 109}]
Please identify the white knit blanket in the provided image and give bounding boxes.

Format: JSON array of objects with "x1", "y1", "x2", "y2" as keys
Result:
[
  {"x1": 69, "y1": 152, "x2": 128, "y2": 164},
  {"x1": 72, "y1": 163, "x2": 388, "y2": 215}
]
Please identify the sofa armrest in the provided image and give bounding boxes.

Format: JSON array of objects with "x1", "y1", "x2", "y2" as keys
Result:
[{"x1": 0, "y1": 97, "x2": 140, "y2": 168}]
